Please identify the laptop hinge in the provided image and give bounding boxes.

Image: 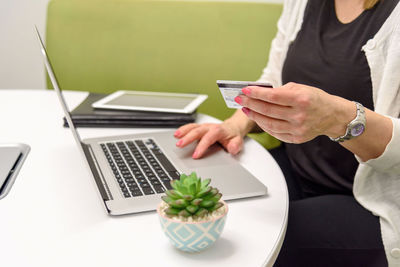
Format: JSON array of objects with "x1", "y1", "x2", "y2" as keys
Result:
[{"x1": 81, "y1": 142, "x2": 113, "y2": 201}]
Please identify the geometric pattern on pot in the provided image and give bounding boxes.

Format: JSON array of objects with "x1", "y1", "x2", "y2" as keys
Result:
[{"x1": 159, "y1": 215, "x2": 227, "y2": 253}]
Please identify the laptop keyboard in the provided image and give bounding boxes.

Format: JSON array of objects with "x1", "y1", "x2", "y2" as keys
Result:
[{"x1": 100, "y1": 138, "x2": 180, "y2": 198}]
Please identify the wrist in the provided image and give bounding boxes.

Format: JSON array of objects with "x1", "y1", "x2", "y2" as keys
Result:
[
  {"x1": 225, "y1": 110, "x2": 255, "y2": 137},
  {"x1": 325, "y1": 96, "x2": 357, "y2": 139}
]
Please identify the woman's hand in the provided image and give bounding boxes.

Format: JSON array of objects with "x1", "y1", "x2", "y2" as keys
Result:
[
  {"x1": 174, "y1": 118, "x2": 250, "y2": 159},
  {"x1": 236, "y1": 82, "x2": 354, "y2": 143}
]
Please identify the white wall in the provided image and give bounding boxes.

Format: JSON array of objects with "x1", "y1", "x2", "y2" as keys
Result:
[
  {"x1": 0, "y1": 0, "x2": 50, "y2": 89},
  {"x1": 0, "y1": 0, "x2": 282, "y2": 89}
]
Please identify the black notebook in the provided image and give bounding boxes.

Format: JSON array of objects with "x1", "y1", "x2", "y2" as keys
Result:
[{"x1": 63, "y1": 93, "x2": 196, "y2": 128}]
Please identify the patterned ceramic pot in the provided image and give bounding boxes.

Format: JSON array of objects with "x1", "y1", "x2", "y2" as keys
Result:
[{"x1": 157, "y1": 201, "x2": 228, "y2": 252}]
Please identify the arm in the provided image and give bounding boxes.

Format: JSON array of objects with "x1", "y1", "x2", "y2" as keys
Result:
[
  {"x1": 333, "y1": 98, "x2": 393, "y2": 162},
  {"x1": 238, "y1": 83, "x2": 393, "y2": 162},
  {"x1": 175, "y1": 0, "x2": 301, "y2": 158},
  {"x1": 257, "y1": 0, "x2": 298, "y2": 87}
]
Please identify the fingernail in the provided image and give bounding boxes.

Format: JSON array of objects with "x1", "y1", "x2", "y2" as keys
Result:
[
  {"x1": 242, "y1": 107, "x2": 250, "y2": 115},
  {"x1": 192, "y1": 150, "x2": 199, "y2": 159},
  {"x1": 234, "y1": 96, "x2": 242, "y2": 105},
  {"x1": 174, "y1": 130, "x2": 180, "y2": 137},
  {"x1": 176, "y1": 139, "x2": 183, "y2": 146},
  {"x1": 242, "y1": 87, "x2": 251, "y2": 95}
]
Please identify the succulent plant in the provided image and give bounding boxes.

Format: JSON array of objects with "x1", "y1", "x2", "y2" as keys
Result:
[{"x1": 161, "y1": 172, "x2": 223, "y2": 218}]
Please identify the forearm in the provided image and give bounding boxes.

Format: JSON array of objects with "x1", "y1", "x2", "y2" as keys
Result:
[{"x1": 238, "y1": 83, "x2": 394, "y2": 162}]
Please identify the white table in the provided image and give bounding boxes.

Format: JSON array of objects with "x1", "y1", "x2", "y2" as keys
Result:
[{"x1": 0, "y1": 89, "x2": 288, "y2": 267}]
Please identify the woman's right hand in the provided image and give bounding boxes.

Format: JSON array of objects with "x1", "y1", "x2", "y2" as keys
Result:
[{"x1": 174, "y1": 120, "x2": 246, "y2": 159}]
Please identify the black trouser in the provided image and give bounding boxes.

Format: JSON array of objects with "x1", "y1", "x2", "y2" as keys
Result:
[{"x1": 269, "y1": 145, "x2": 387, "y2": 267}]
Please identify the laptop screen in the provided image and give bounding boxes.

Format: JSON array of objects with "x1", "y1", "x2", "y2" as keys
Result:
[{"x1": 35, "y1": 26, "x2": 84, "y2": 150}]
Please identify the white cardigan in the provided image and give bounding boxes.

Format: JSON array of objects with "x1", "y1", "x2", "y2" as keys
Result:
[{"x1": 257, "y1": 1, "x2": 400, "y2": 265}]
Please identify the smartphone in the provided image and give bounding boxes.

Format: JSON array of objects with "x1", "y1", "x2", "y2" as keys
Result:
[{"x1": 217, "y1": 80, "x2": 272, "y2": 109}]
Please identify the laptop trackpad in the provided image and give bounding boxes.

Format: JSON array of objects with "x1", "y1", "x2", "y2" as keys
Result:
[{"x1": 171, "y1": 142, "x2": 232, "y2": 169}]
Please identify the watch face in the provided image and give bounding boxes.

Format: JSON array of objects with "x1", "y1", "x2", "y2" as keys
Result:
[{"x1": 351, "y1": 123, "x2": 365, "y2": 137}]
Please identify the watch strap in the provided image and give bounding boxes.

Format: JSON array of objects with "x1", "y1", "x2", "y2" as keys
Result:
[{"x1": 329, "y1": 102, "x2": 365, "y2": 143}]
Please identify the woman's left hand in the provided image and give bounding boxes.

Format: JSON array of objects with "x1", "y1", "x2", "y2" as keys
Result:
[{"x1": 236, "y1": 82, "x2": 353, "y2": 143}]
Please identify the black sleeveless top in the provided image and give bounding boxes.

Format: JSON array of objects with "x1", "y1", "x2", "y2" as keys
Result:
[{"x1": 281, "y1": 0, "x2": 398, "y2": 195}]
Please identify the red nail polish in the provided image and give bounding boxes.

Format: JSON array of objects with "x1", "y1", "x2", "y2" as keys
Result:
[
  {"x1": 242, "y1": 87, "x2": 251, "y2": 95},
  {"x1": 242, "y1": 107, "x2": 250, "y2": 115},
  {"x1": 174, "y1": 130, "x2": 180, "y2": 137},
  {"x1": 234, "y1": 96, "x2": 242, "y2": 105},
  {"x1": 176, "y1": 140, "x2": 183, "y2": 146}
]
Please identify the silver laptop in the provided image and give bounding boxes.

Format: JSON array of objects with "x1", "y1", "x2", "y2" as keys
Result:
[{"x1": 36, "y1": 27, "x2": 267, "y2": 216}]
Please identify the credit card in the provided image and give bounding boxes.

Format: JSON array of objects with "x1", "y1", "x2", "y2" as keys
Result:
[{"x1": 217, "y1": 80, "x2": 273, "y2": 109}]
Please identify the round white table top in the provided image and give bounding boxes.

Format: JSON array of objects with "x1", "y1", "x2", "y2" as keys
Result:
[{"x1": 0, "y1": 89, "x2": 288, "y2": 267}]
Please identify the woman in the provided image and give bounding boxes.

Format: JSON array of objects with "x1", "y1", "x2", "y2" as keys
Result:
[{"x1": 174, "y1": 0, "x2": 400, "y2": 266}]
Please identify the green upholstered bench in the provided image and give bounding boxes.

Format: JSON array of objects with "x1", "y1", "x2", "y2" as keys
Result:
[{"x1": 46, "y1": 0, "x2": 282, "y2": 149}]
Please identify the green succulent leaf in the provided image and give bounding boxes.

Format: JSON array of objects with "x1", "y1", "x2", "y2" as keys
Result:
[
  {"x1": 196, "y1": 179, "x2": 201, "y2": 192},
  {"x1": 180, "y1": 173, "x2": 188, "y2": 183},
  {"x1": 162, "y1": 172, "x2": 223, "y2": 218},
  {"x1": 188, "y1": 183, "x2": 197, "y2": 196},
  {"x1": 191, "y1": 198, "x2": 203, "y2": 206},
  {"x1": 208, "y1": 202, "x2": 224, "y2": 212},
  {"x1": 202, "y1": 188, "x2": 219, "y2": 200},
  {"x1": 169, "y1": 199, "x2": 188, "y2": 209},
  {"x1": 176, "y1": 183, "x2": 189, "y2": 195},
  {"x1": 199, "y1": 200, "x2": 215, "y2": 208},
  {"x1": 210, "y1": 188, "x2": 219, "y2": 196},
  {"x1": 196, "y1": 186, "x2": 212, "y2": 198},
  {"x1": 170, "y1": 180, "x2": 180, "y2": 191},
  {"x1": 165, "y1": 190, "x2": 183, "y2": 199},
  {"x1": 201, "y1": 178, "x2": 211, "y2": 189},
  {"x1": 194, "y1": 208, "x2": 208, "y2": 217},
  {"x1": 185, "y1": 176, "x2": 196, "y2": 188},
  {"x1": 183, "y1": 195, "x2": 194, "y2": 201},
  {"x1": 186, "y1": 205, "x2": 199, "y2": 214},
  {"x1": 165, "y1": 207, "x2": 180, "y2": 215},
  {"x1": 161, "y1": 196, "x2": 173, "y2": 204},
  {"x1": 178, "y1": 210, "x2": 191, "y2": 217},
  {"x1": 209, "y1": 193, "x2": 222, "y2": 202}
]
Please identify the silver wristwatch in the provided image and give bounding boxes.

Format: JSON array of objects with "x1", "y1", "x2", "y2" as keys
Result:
[{"x1": 330, "y1": 102, "x2": 366, "y2": 143}]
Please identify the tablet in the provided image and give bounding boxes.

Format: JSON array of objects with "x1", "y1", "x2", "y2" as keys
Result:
[
  {"x1": 91, "y1": 90, "x2": 208, "y2": 114},
  {"x1": 0, "y1": 143, "x2": 30, "y2": 200}
]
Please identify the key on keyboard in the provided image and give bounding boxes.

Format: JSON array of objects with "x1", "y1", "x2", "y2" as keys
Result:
[{"x1": 100, "y1": 138, "x2": 179, "y2": 198}]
